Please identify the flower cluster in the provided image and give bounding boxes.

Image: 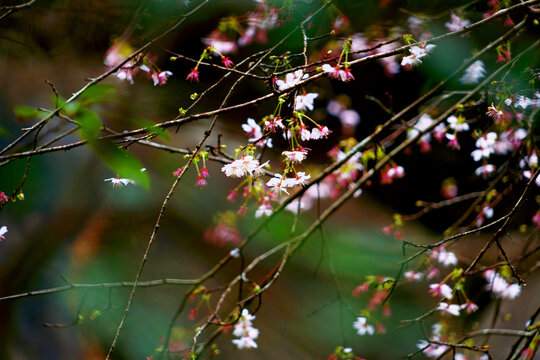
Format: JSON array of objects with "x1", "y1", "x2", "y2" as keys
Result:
[
  {"x1": 401, "y1": 43, "x2": 436, "y2": 69},
  {"x1": 483, "y1": 270, "x2": 521, "y2": 299},
  {"x1": 104, "y1": 40, "x2": 173, "y2": 86},
  {"x1": 232, "y1": 309, "x2": 259, "y2": 350}
]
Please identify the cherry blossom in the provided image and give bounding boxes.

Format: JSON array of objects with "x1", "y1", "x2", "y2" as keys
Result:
[
  {"x1": 282, "y1": 149, "x2": 308, "y2": 163},
  {"x1": 295, "y1": 93, "x2": 318, "y2": 111},
  {"x1": 221, "y1": 156, "x2": 261, "y2": 178},
  {"x1": 430, "y1": 247, "x2": 458, "y2": 266},
  {"x1": 353, "y1": 316, "x2": 374, "y2": 336},
  {"x1": 322, "y1": 64, "x2": 342, "y2": 79},
  {"x1": 437, "y1": 302, "x2": 461, "y2": 316},
  {"x1": 221, "y1": 57, "x2": 234, "y2": 68},
  {"x1": 186, "y1": 68, "x2": 199, "y2": 82},
  {"x1": 232, "y1": 309, "x2": 259, "y2": 350},
  {"x1": 483, "y1": 270, "x2": 522, "y2": 299},
  {"x1": 408, "y1": 114, "x2": 434, "y2": 143},
  {"x1": 417, "y1": 340, "x2": 449, "y2": 358},
  {"x1": 447, "y1": 115, "x2": 469, "y2": 132},
  {"x1": 242, "y1": 118, "x2": 263, "y2": 141},
  {"x1": 310, "y1": 126, "x2": 331, "y2": 140},
  {"x1": 151, "y1": 71, "x2": 173, "y2": 86},
  {"x1": 266, "y1": 174, "x2": 293, "y2": 195},
  {"x1": 255, "y1": 203, "x2": 273, "y2": 218},
  {"x1": 486, "y1": 103, "x2": 503, "y2": 122},
  {"x1": 0, "y1": 226, "x2": 7, "y2": 241},
  {"x1": 461, "y1": 301, "x2": 479, "y2": 313},
  {"x1": 475, "y1": 164, "x2": 496, "y2": 178},
  {"x1": 429, "y1": 283, "x2": 453, "y2": 299},
  {"x1": 445, "y1": 13, "x2": 471, "y2": 32},
  {"x1": 104, "y1": 177, "x2": 135, "y2": 187},
  {"x1": 401, "y1": 43, "x2": 436, "y2": 68},
  {"x1": 404, "y1": 270, "x2": 423, "y2": 281},
  {"x1": 264, "y1": 116, "x2": 284, "y2": 132},
  {"x1": 275, "y1": 70, "x2": 305, "y2": 90},
  {"x1": 471, "y1": 132, "x2": 497, "y2": 161},
  {"x1": 284, "y1": 197, "x2": 311, "y2": 214},
  {"x1": 460, "y1": 60, "x2": 485, "y2": 84},
  {"x1": 203, "y1": 36, "x2": 237, "y2": 55}
]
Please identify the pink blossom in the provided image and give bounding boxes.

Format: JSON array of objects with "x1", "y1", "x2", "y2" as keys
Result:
[
  {"x1": 264, "y1": 116, "x2": 284, "y2": 132},
  {"x1": 186, "y1": 68, "x2": 199, "y2": 82},
  {"x1": 221, "y1": 57, "x2": 234, "y2": 68},
  {"x1": 322, "y1": 64, "x2": 342, "y2": 79},
  {"x1": 417, "y1": 340, "x2": 449, "y2": 358},
  {"x1": 0, "y1": 192, "x2": 8, "y2": 204},
  {"x1": 200, "y1": 167, "x2": 209, "y2": 178},
  {"x1": 461, "y1": 301, "x2": 478, "y2": 313},
  {"x1": 342, "y1": 67, "x2": 355, "y2": 82},
  {"x1": 475, "y1": 164, "x2": 496, "y2": 178},
  {"x1": 404, "y1": 270, "x2": 423, "y2": 281},
  {"x1": 152, "y1": 71, "x2": 173, "y2": 86},
  {"x1": 204, "y1": 223, "x2": 241, "y2": 246},
  {"x1": 427, "y1": 268, "x2": 440, "y2": 279},
  {"x1": 429, "y1": 283, "x2": 453, "y2": 299},
  {"x1": 432, "y1": 123, "x2": 447, "y2": 142},
  {"x1": 532, "y1": 212, "x2": 540, "y2": 229},
  {"x1": 311, "y1": 126, "x2": 331, "y2": 139},
  {"x1": 173, "y1": 168, "x2": 183, "y2": 177},
  {"x1": 445, "y1": 134, "x2": 460, "y2": 149},
  {"x1": 352, "y1": 283, "x2": 370, "y2": 296},
  {"x1": 195, "y1": 175, "x2": 207, "y2": 188},
  {"x1": 445, "y1": 13, "x2": 471, "y2": 32},
  {"x1": 486, "y1": 103, "x2": 503, "y2": 122}
]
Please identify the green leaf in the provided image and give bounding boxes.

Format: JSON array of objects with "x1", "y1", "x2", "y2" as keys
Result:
[
  {"x1": 64, "y1": 101, "x2": 81, "y2": 117},
  {"x1": 77, "y1": 110, "x2": 102, "y2": 139},
  {"x1": 14, "y1": 105, "x2": 39, "y2": 120},
  {"x1": 0, "y1": 126, "x2": 10, "y2": 138},
  {"x1": 92, "y1": 141, "x2": 150, "y2": 189},
  {"x1": 79, "y1": 84, "x2": 117, "y2": 106}
]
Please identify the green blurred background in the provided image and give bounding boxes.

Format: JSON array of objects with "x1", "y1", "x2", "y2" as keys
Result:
[{"x1": 0, "y1": 0, "x2": 538, "y2": 359}]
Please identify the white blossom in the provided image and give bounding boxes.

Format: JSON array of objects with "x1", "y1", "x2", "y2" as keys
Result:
[
  {"x1": 353, "y1": 316, "x2": 375, "y2": 336},
  {"x1": 232, "y1": 309, "x2": 259, "y2": 350},
  {"x1": 437, "y1": 302, "x2": 461, "y2": 316},
  {"x1": 282, "y1": 149, "x2": 308, "y2": 163},
  {"x1": 0, "y1": 226, "x2": 7, "y2": 240},
  {"x1": 445, "y1": 13, "x2": 470, "y2": 32},
  {"x1": 460, "y1": 60, "x2": 485, "y2": 84},
  {"x1": 447, "y1": 115, "x2": 469, "y2": 132},
  {"x1": 242, "y1": 118, "x2": 263, "y2": 142},
  {"x1": 255, "y1": 203, "x2": 273, "y2": 218},
  {"x1": 483, "y1": 270, "x2": 522, "y2": 299},
  {"x1": 295, "y1": 93, "x2": 318, "y2": 111},
  {"x1": 104, "y1": 178, "x2": 135, "y2": 187},
  {"x1": 221, "y1": 156, "x2": 261, "y2": 178},
  {"x1": 401, "y1": 44, "x2": 435, "y2": 68},
  {"x1": 276, "y1": 70, "x2": 305, "y2": 90}
]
